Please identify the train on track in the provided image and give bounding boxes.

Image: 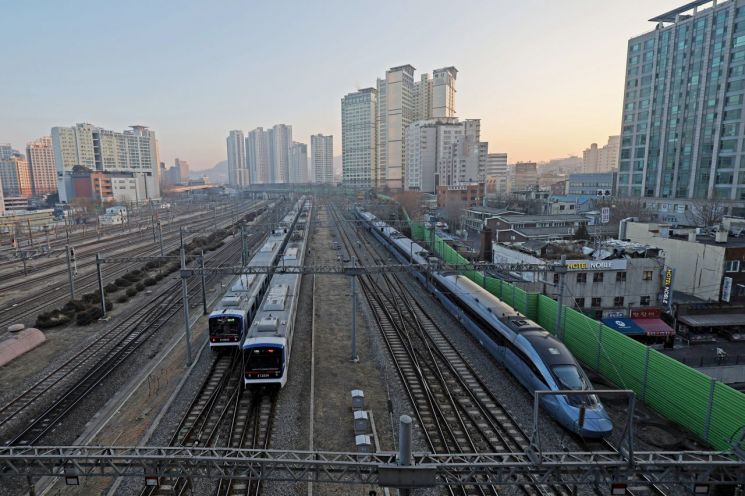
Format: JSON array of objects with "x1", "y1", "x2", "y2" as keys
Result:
[
  {"x1": 356, "y1": 208, "x2": 613, "y2": 438},
  {"x1": 241, "y1": 199, "x2": 312, "y2": 388},
  {"x1": 208, "y1": 199, "x2": 300, "y2": 349}
]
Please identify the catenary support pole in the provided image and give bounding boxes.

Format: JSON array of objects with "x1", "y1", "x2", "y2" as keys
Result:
[
  {"x1": 555, "y1": 255, "x2": 567, "y2": 340},
  {"x1": 351, "y1": 256, "x2": 359, "y2": 362},
  {"x1": 158, "y1": 222, "x2": 164, "y2": 257},
  {"x1": 200, "y1": 250, "x2": 207, "y2": 315},
  {"x1": 96, "y1": 253, "x2": 106, "y2": 318},
  {"x1": 180, "y1": 248, "x2": 193, "y2": 366},
  {"x1": 398, "y1": 415, "x2": 412, "y2": 496},
  {"x1": 66, "y1": 244, "x2": 75, "y2": 301}
]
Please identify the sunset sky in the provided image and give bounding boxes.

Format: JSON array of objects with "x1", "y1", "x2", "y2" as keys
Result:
[{"x1": 1, "y1": 0, "x2": 685, "y2": 170}]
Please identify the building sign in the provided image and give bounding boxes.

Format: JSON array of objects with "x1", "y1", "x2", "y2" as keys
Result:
[
  {"x1": 630, "y1": 308, "x2": 661, "y2": 319},
  {"x1": 722, "y1": 276, "x2": 733, "y2": 303},
  {"x1": 564, "y1": 259, "x2": 628, "y2": 271},
  {"x1": 605, "y1": 311, "x2": 626, "y2": 318},
  {"x1": 661, "y1": 268, "x2": 674, "y2": 309},
  {"x1": 601, "y1": 207, "x2": 610, "y2": 224}
]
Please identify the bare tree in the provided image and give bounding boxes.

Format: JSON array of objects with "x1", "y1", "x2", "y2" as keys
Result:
[
  {"x1": 686, "y1": 198, "x2": 725, "y2": 227},
  {"x1": 394, "y1": 191, "x2": 425, "y2": 220},
  {"x1": 442, "y1": 197, "x2": 466, "y2": 232}
]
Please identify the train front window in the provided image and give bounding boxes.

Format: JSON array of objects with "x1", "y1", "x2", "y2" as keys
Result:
[
  {"x1": 246, "y1": 348, "x2": 282, "y2": 372},
  {"x1": 551, "y1": 365, "x2": 587, "y2": 390},
  {"x1": 209, "y1": 317, "x2": 241, "y2": 336}
]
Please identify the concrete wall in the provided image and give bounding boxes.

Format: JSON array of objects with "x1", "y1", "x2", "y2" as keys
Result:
[
  {"x1": 696, "y1": 365, "x2": 745, "y2": 384},
  {"x1": 625, "y1": 222, "x2": 725, "y2": 301}
]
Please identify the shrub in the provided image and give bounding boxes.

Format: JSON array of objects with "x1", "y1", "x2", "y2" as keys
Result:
[
  {"x1": 144, "y1": 277, "x2": 156, "y2": 286},
  {"x1": 105, "y1": 301, "x2": 114, "y2": 311},
  {"x1": 144, "y1": 261, "x2": 159, "y2": 270},
  {"x1": 61, "y1": 300, "x2": 87, "y2": 316},
  {"x1": 154, "y1": 273, "x2": 164, "y2": 282},
  {"x1": 126, "y1": 287, "x2": 137, "y2": 297},
  {"x1": 135, "y1": 283, "x2": 145, "y2": 292},
  {"x1": 115, "y1": 277, "x2": 132, "y2": 287},
  {"x1": 81, "y1": 292, "x2": 100, "y2": 304},
  {"x1": 124, "y1": 272, "x2": 142, "y2": 282},
  {"x1": 105, "y1": 283, "x2": 119, "y2": 293},
  {"x1": 76, "y1": 307, "x2": 103, "y2": 326},
  {"x1": 116, "y1": 295, "x2": 129, "y2": 303},
  {"x1": 36, "y1": 310, "x2": 71, "y2": 329}
]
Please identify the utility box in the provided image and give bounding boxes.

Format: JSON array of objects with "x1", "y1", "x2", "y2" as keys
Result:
[
  {"x1": 355, "y1": 434, "x2": 372, "y2": 453},
  {"x1": 353, "y1": 410, "x2": 370, "y2": 435},
  {"x1": 351, "y1": 389, "x2": 365, "y2": 410}
]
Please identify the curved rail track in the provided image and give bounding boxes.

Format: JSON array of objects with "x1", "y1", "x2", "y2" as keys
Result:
[
  {"x1": 330, "y1": 203, "x2": 573, "y2": 496},
  {"x1": 0, "y1": 201, "x2": 266, "y2": 330},
  {"x1": 0, "y1": 206, "x2": 274, "y2": 447}
]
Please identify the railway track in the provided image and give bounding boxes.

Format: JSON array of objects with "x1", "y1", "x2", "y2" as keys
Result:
[
  {"x1": 0, "y1": 201, "x2": 265, "y2": 330},
  {"x1": 330, "y1": 204, "x2": 573, "y2": 496},
  {"x1": 0, "y1": 208, "x2": 274, "y2": 446}
]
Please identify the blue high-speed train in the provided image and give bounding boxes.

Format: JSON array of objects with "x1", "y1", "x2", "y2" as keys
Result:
[{"x1": 356, "y1": 208, "x2": 612, "y2": 438}]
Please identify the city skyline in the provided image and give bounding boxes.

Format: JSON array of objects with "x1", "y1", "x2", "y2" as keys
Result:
[{"x1": 2, "y1": 0, "x2": 684, "y2": 171}]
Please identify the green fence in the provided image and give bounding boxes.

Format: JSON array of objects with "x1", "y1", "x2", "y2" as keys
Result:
[{"x1": 408, "y1": 219, "x2": 745, "y2": 451}]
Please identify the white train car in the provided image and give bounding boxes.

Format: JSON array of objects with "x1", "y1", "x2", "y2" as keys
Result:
[
  {"x1": 208, "y1": 198, "x2": 305, "y2": 349},
  {"x1": 242, "y1": 199, "x2": 312, "y2": 387}
]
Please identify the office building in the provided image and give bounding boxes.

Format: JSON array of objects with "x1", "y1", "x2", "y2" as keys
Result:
[
  {"x1": 619, "y1": 0, "x2": 745, "y2": 202},
  {"x1": 0, "y1": 144, "x2": 17, "y2": 160},
  {"x1": 174, "y1": 158, "x2": 189, "y2": 183},
  {"x1": 289, "y1": 142, "x2": 308, "y2": 183},
  {"x1": 226, "y1": 130, "x2": 248, "y2": 188},
  {"x1": 51, "y1": 123, "x2": 160, "y2": 203},
  {"x1": 26, "y1": 137, "x2": 57, "y2": 195},
  {"x1": 512, "y1": 162, "x2": 538, "y2": 191},
  {"x1": 311, "y1": 134, "x2": 333, "y2": 184},
  {"x1": 485, "y1": 153, "x2": 509, "y2": 194},
  {"x1": 0, "y1": 153, "x2": 32, "y2": 197},
  {"x1": 567, "y1": 172, "x2": 618, "y2": 196},
  {"x1": 341, "y1": 88, "x2": 377, "y2": 188}
]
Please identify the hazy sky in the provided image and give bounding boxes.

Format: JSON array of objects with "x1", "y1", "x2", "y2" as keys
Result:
[{"x1": 1, "y1": 0, "x2": 685, "y2": 170}]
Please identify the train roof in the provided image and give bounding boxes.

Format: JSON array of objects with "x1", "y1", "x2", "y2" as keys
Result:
[{"x1": 521, "y1": 331, "x2": 577, "y2": 367}]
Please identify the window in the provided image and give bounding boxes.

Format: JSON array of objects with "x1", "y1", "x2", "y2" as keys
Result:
[
  {"x1": 553, "y1": 273, "x2": 560, "y2": 284},
  {"x1": 593, "y1": 272, "x2": 604, "y2": 283},
  {"x1": 616, "y1": 272, "x2": 627, "y2": 282},
  {"x1": 591, "y1": 297, "x2": 602, "y2": 307},
  {"x1": 576, "y1": 273, "x2": 587, "y2": 283},
  {"x1": 643, "y1": 270, "x2": 653, "y2": 281},
  {"x1": 725, "y1": 260, "x2": 740, "y2": 272},
  {"x1": 575, "y1": 298, "x2": 585, "y2": 308},
  {"x1": 640, "y1": 295, "x2": 651, "y2": 306},
  {"x1": 614, "y1": 296, "x2": 625, "y2": 307}
]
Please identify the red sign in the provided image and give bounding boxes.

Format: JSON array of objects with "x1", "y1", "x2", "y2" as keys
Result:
[{"x1": 630, "y1": 307, "x2": 661, "y2": 319}]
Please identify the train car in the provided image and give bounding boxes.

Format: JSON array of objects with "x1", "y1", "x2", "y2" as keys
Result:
[
  {"x1": 208, "y1": 198, "x2": 305, "y2": 349},
  {"x1": 355, "y1": 207, "x2": 612, "y2": 438},
  {"x1": 242, "y1": 199, "x2": 311, "y2": 388}
]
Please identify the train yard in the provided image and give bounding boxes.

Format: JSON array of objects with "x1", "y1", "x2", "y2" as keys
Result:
[{"x1": 0, "y1": 193, "x2": 742, "y2": 496}]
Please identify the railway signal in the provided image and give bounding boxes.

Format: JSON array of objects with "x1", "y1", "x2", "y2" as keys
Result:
[{"x1": 65, "y1": 244, "x2": 76, "y2": 300}]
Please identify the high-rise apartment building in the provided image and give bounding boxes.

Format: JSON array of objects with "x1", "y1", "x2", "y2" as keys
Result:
[
  {"x1": 26, "y1": 137, "x2": 57, "y2": 195},
  {"x1": 0, "y1": 144, "x2": 18, "y2": 160},
  {"x1": 374, "y1": 65, "x2": 458, "y2": 190},
  {"x1": 404, "y1": 117, "x2": 484, "y2": 192},
  {"x1": 51, "y1": 123, "x2": 160, "y2": 203},
  {"x1": 245, "y1": 128, "x2": 270, "y2": 184},
  {"x1": 431, "y1": 66, "x2": 457, "y2": 118},
  {"x1": 227, "y1": 130, "x2": 248, "y2": 188},
  {"x1": 311, "y1": 134, "x2": 333, "y2": 184},
  {"x1": 618, "y1": 0, "x2": 745, "y2": 201},
  {"x1": 0, "y1": 153, "x2": 33, "y2": 197},
  {"x1": 582, "y1": 135, "x2": 620, "y2": 173},
  {"x1": 174, "y1": 158, "x2": 190, "y2": 183},
  {"x1": 268, "y1": 124, "x2": 292, "y2": 183},
  {"x1": 377, "y1": 65, "x2": 415, "y2": 190},
  {"x1": 289, "y1": 142, "x2": 308, "y2": 184},
  {"x1": 341, "y1": 88, "x2": 377, "y2": 188}
]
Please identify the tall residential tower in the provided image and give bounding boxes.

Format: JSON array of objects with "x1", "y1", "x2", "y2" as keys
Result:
[
  {"x1": 26, "y1": 136, "x2": 57, "y2": 195},
  {"x1": 227, "y1": 130, "x2": 248, "y2": 188},
  {"x1": 341, "y1": 88, "x2": 377, "y2": 188},
  {"x1": 311, "y1": 134, "x2": 334, "y2": 184}
]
